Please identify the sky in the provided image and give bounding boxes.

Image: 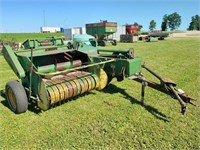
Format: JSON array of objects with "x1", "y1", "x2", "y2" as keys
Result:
[{"x1": 0, "y1": 0, "x2": 199, "y2": 33}]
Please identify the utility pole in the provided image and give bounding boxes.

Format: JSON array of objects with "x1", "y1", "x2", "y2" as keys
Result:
[{"x1": 43, "y1": 10, "x2": 46, "y2": 26}]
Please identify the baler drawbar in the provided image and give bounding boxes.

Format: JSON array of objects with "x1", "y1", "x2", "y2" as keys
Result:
[{"x1": 129, "y1": 65, "x2": 197, "y2": 115}]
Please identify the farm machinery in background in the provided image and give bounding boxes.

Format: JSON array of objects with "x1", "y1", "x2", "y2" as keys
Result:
[
  {"x1": 22, "y1": 37, "x2": 65, "y2": 49},
  {"x1": 120, "y1": 24, "x2": 142, "y2": 43},
  {"x1": 86, "y1": 20, "x2": 117, "y2": 46},
  {"x1": 144, "y1": 30, "x2": 169, "y2": 42},
  {"x1": 0, "y1": 37, "x2": 65, "y2": 51},
  {"x1": 66, "y1": 34, "x2": 97, "y2": 52},
  {"x1": 119, "y1": 24, "x2": 169, "y2": 42},
  {"x1": 1, "y1": 36, "x2": 196, "y2": 115}
]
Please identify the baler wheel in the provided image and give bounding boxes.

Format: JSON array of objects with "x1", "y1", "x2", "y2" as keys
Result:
[
  {"x1": 5, "y1": 80, "x2": 28, "y2": 114},
  {"x1": 112, "y1": 40, "x2": 117, "y2": 46},
  {"x1": 107, "y1": 75, "x2": 113, "y2": 84},
  {"x1": 99, "y1": 41, "x2": 106, "y2": 47}
]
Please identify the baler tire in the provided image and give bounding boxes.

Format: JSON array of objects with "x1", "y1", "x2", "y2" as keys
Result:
[
  {"x1": 112, "y1": 40, "x2": 117, "y2": 46},
  {"x1": 107, "y1": 75, "x2": 113, "y2": 84},
  {"x1": 100, "y1": 41, "x2": 106, "y2": 47},
  {"x1": 6, "y1": 80, "x2": 28, "y2": 114},
  {"x1": 67, "y1": 42, "x2": 73, "y2": 49}
]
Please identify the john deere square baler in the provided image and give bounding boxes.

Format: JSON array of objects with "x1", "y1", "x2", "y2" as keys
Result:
[{"x1": 1, "y1": 36, "x2": 196, "y2": 114}]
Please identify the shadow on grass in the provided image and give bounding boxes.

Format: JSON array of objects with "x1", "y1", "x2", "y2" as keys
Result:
[
  {"x1": 0, "y1": 89, "x2": 97, "y2": 114},
  {"x1": 0, "y1": 99, "x2": 42, "y2": 114},
  {"x1": 0, "y1": 85, "x2": 170, "y2": 121},
  {"x1": 102, "y1": 84, "x2": 170, "y2": 122},
  {"x1": 0, "y1": 89, "x2": 42, "y2": 114}
]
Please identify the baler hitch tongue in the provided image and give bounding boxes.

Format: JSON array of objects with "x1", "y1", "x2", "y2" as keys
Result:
[{"x1": 131, "y1": 64, "x2": 197, "y2": 115}]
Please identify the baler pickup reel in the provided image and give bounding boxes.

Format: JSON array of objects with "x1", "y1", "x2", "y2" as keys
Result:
[{"x1": 130, "y1": 64, "x2": 197, "y2": 114}]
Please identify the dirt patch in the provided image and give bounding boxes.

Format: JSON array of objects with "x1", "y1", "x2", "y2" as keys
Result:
[{"x1": 172, "y1": 31, "x2": 200, "y2": 38}]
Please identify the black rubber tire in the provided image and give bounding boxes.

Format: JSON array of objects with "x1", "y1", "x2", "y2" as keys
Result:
[
  {"x1": 6, "y1": 80, "x2": 28, "y2": 114},
  {"x1": 107, "y1": 74, "x2": 113, "y2": 84},
  {"x1": 67, "y1": 42, "x2": 73, "y2": 49},
  {"x1": 112, "y1": 40, "x2": 117, "y2": 46},
  {"x1": 100, "y1": 40, "x2": 106, "y2": 46}
]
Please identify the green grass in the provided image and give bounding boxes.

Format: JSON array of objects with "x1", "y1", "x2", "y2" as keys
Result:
[
  {"x1": 0, "y1": 33, "x2": 64, "y2": 42},
  {"x1": 0, "y1": 37, "x2": 200, "y2": 149}
]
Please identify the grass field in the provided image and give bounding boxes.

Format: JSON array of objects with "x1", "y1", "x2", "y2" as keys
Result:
[
  {"x1": 0, "y1": 36, "x2": 199, "y2": 149},
  {"x1": 0, "y1": 33, "x2": 64, "y2": 42}
]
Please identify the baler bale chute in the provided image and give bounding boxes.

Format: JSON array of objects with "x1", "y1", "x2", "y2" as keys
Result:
[
  {"x1": 86, "y1": 20, "x2": 117, "y2": 46},
  {"x1": 1, "y1": 36, "x2": 196, "y2": 114}
]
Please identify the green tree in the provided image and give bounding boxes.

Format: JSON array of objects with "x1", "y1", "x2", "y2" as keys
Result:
[
  {"x1": 188, "y1": 15, "x2": 200, "y2": 30},
  {"x1": 149, "y1": 20, "x2": 156, "y2": 31},
  {"x1": 161, "y1": 14, "x2": 168, "y2": 31},
  {"x1": 133, "y1": 22, "x2": 139, "y2": 26},
  {"x1": 133, "y1": 22, "x2": 142, "y2": 32},
  {"x1": 167, "y1": 12, "x2": 181, "y2": 30}
]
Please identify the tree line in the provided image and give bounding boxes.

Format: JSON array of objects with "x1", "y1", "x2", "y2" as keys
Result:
[{"x1": 148, "y1": 12, "x2": 200, "y2": 31}]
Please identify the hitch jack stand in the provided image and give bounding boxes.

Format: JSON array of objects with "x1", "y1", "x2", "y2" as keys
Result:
[{"x1": 141, "y1": 78, "x2": 148, "y2": 105}]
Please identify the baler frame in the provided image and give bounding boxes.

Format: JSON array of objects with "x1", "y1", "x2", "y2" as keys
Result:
[
  {"x1": 1, "y1": 37, "x2": 197, "y2": 115},
  {"x1": 1, "y1": 39, "x2": 142, "y2": 114}
]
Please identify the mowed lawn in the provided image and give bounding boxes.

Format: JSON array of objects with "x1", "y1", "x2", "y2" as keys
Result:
[
  {"x1": 0, "y1": 33, "x2": 64, "y2": 42},
  {"x1": 0, "y1": 37, "x2": 199, "y2": 149}
]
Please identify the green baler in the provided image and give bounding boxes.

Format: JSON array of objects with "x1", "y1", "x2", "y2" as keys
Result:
[
  {"x1": 1, "y1": 37, "x2": 196, "y2": 114},
  {"x1": 86, "y1": 21, "x2": 117, "y2": 46},
  {"x1": 2, "y1": 37, "x2": 142, "y2": 114}
]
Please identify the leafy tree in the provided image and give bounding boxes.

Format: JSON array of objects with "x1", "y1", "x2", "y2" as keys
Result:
[
  {"x1": 149, "y1": 20, "x2": 156, "y2": 31},
  {"x1": 188, "y1": 15, "x2": 200, "y2": 30},
  {"x1": 133, "y1": 22, "x2": 139, "y2": 26},
  {"x1": 167, "y1": 12, "x2": 181, "y2": 30},
  {"x1": 133, "y1": 22, "x2": 142, "y2": 32},
  {"x1": 161, "y1": 14, "x2": 168, "y2": 31}
]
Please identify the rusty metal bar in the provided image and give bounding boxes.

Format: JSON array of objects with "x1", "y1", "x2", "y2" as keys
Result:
[
  {"x1": 132, "y1": 77, "x2": 196, "y2": 105},
  {"x1": 168, "y1": 84, "x2": 186, "y2": 114},
  {"x1": 34, "y1": 59, "x2": 115, "y2": 78},
  {"x1": 142, "y1": 64, "x2": 163, "y2": 81},
  {"x1": 131, "y1": 65, "x2": 197, "y2": 114}
]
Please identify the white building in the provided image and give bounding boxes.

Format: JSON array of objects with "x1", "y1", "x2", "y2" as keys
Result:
[
  {"x1": 64, "y1": 27, "x2": 86, "y2": 40},
  {"x1": 40, "y1": 27, "x2": 61, "y2": 33},
  {"x1": 64, "y1": 26, "x2": 126, "y2": 41},
  {"x1": 108, "y1": 26, "x2": 126, "y2": 41}
]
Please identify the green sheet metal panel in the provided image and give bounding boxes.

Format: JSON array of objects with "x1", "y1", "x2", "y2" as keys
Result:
[
  {"x1": 105, "y1": 26, "x2": 117, "y2": 33},
  {"x1": 113, "y1": 57, "x2": 142, "y2": 77},
  {"x1": 125, "y1": 57, "x2": 142, "y2": 76},
  {"x1": 86, "y1": 21, "x2": 117, "y2": 39},
  {"x1": 2, "y1": 45, "x2": 26, "y2": 78},
  {"x1": 86, "y1": 26, "x2": 117, "y2": 35},
  {"x1": 23, "y1": 39, "x2": 39, "y2": 49},
  {"x1": 102, "y1": 56, "x2": 142, "y2": 77}
]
